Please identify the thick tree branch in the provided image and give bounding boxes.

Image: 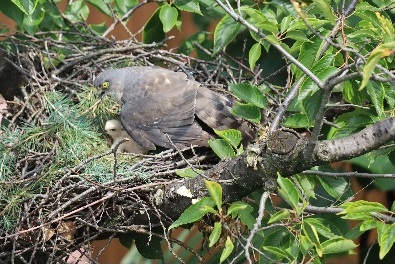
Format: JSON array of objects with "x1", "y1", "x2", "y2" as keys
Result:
[
  {"x1": 302, "y1": 170, "x2": 395, "y2": 179},
  {"x1": 146, "y1": 118, "x2": 395, "y2": 226},
  {"x1": 314, "y1": 117, "x2": 395, "y2": 162}
]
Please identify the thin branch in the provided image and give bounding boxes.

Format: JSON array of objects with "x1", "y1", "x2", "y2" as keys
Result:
[
  {"x1": 303, "y1": 88, "x2": 333, "y2": 161},
  {"x1": 51, "y1": 43, "x2": 164, "y2": 76},
  {"x1": 270, "y1": 78, "x2": 304, "y2": 132},
  {"x1": 304, "y1": 205, "x2": 395, "y2": 223},
  {"x1": 243, "y1": 192, "x2": 270, "y2": 263},
  {"x1": 214, "y1": 0, "x2": 324, "y2": 88}
]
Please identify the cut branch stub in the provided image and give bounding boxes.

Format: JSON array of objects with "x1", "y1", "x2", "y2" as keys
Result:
[{"x1": 267, "y1": 129, "x2": 300, "y2": 155}]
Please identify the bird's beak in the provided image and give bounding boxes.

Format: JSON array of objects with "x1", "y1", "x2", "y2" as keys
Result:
[{"x1": 98, "y1": 90, "x2": 105, "y2": 100}]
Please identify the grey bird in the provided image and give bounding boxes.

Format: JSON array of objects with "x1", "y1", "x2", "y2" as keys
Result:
[{"x1": 94, "y1": 66, "x2": 255, "y2": 150}]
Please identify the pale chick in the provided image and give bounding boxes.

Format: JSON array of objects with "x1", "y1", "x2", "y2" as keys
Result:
[{"x1": 105, "y1": 120, "x2": 149, "y2": 154}]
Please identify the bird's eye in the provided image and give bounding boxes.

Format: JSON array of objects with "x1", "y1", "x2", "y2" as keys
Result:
[
  {"x1": 101, "y1": 81, "x2": 110, "y2": 89},
  {"x1": 110, "y1": 128, "x2": 116, "y2": 131}
]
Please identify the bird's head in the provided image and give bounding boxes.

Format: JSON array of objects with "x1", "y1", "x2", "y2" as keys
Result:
[
  {"x1": 94, "y1": 69, "x2": 125, "y2": 102},
  {"x1": 104, "y1": 119, "x2": 123, "y2": 139}
]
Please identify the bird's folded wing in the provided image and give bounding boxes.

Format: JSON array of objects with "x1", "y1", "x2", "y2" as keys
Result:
[
  {"x1": 120, "y1": 69, "x2": 210, "y2": 150},
  {"x1": 195, "y1": 86, "x2": 255, "y2": 141}
]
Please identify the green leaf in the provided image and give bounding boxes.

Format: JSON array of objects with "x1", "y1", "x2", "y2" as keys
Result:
[
  {"x1": 227, "y1": 201, "x2": 251, "y2": 216},
  {"x1": 366, "y1": 82, "x2": 385, "y2": 117},
  {"x1": 300, "y1": 235, "x2": 314, "y2": 253},
  {"x1": 342, "y1": 81, "x2": 368, "y2": 105},
  {"x1": 174, "y1": 0, "x2": 202, "y2": 15},
  {"x1": 119, "y1": 232, "x2": 133, "y2": 249},
  {"x1": 268, "y1": 209, "x2": 290, "y2": 224},
  {"x1": 220, "y1": 236, "x2": 234, "y2": 263},
  {"x1": 87, "y1": 0, "x2": 112, "y2": 16},
  {"x1": 22, "y1": 3, "x2": 44, "y2": 35},
  {"x1": 0, "y1": 0, "x2": 24, "y2": 27},
  {"x1": 304, "y1": 218, "x2": 336, "y2": 239},
  {"x1": 89, "y1": 22, "x2": 108, "y2": 35},
  {"x1": 262, "y1": 246, "x2": 291, "y2": 261},
  {"x1": 302, "y1": 90, "x2": 323, "y2": 126},
  {"x1": 242, "y1": 7, "x2": 278, "y2": 34},
  {"x1": 213, "y1": 14, "x2": 243, "y2": 55},
  {"x1": 383, "y1": 83, "x2": 395, "y2": 108},
  {"x1": 298, "y1": 55, "x2": 337, "y2": 100},
  {"x1": 339, "y1": 212, "x2": 375, "y2": 221},
  {"x1": 321, "y1": 237, "x2": 357, "y2": 255},
  {"x1": 277, "y1": 174, "x2": 302, "y2": 215},
  {"x1": 209, "y1": 222, "x2": 222, "y2": 247},
  {"x1": 119, "y1": 231, "x2": 164, "y2": 259},
  {"x1": 205, "y1": 180, "x2": 222, "y2": 211},
  {"x1": 377, "y1": 222, "x2": 395, "y2": 259},
  {"x1": 42, "y1": 53, "x2": 65, "y2": 69},
  {"x1": 355, "y1": 2, "x2": 382, "y2": 12},
  {"x1": 64, "y1": 0, "x2": 89, "y2": 23},
  {"x1": 159, "y1": 4, "x2": 178, "y2": 33},
  {"x1": 294, "y1": 41, "x2": 320, "y2": 77},
  {"x1": 226, "y1": 201, "x2": 255, "y2": 228},
  {"x1": 236, "y1": 144, "x2": 244, "y2": 156},
  {"x1": 376, "y1": 11, "x2": 395, "y2": 42},
  {"x1": 286, "y1": 31, "x2": 312, "y2": 42},
  {"x1": 39, "y1": 2, "x2": 66, "y2": 30},
  {"x1": 11, "y1": 0, "x2": 38, "y2": 17},
  {"x1": 330, "y1": 112, "x2": 375, "y2": 139},
  {"x1": 142, "y1": 8, "x2": 165, "y2": 44},
  {"x1": 133, "y1": 232, "x2": 163, "y2": 259},
  {"x1": 303, "y1": 67, "x2": 338, "y2": 97},
  {"x1": 249, "y1": 43, "x2": 261, "y2": 70},
  {"x1": 317, "y1": 174, "x2": 348, "y2": 199},
  {"x1": 287, "y1": 17, "x2": 330, "y2": 31},
  {"x1": 240, "y1": 213, "x2": 256, "y2": 230},
  {"x1": 295, "y1": 174, "x2": 316, "y2": 199},
  {"x1": 348, "y1": 28, "x2": 378, "y2": 40},
  {"x1": 283, "y1": 113, "x2": 310, "y2": 128},
  {"x1": 312, "y1": 0, "x2": 336, "y2": 24},
  {"x1": 262, "y1": 227, "x2": 291, "y2": 247},
  {"x1": 179, "y1": 32, "x2": 208, "y2": 55},
  {"x1": 208, "y1": 139, "x2": 236, "y2": 159},
  {"x1": 303, "y1": 220, "x2": 323, "y2": 257},
  {"x1": 169, "y1": 197, "x2": 216, "y2": 230},
  {"x1": 214, "y1": 129, "x2": 242, "y2": 149},
  {"x1": 355, "y1": 5, "x2": 394, "y2": 42},
  {"x1": 360, "y1": 220, "x2": 377, "y2": 231},
  {"x1": 175, "y1": 168, "x2": 204, "y2": 178},
  {"x1": 231, "y1": 102, "x2": 261, "y2": 123},
  {"x1": 280, "y1": 16, "x2": 291, "y2": 33},
  {"x1": 340, "y1": 200, "x2": 389, "y2": 214},
  {"x1": 229, "y1": 83, "x2": 267, "y2": 108},
  {"x1": 114, "y1": 0, "x2": 138, "y2": 17},
  {"x1": 265, "y1": 34, "x2": 281, "y2": 46},
  {"x1": 344, "y1": 222, "x2": 365, "y2": 240},
  {"x1": 359, "y1": 42, "x2": 395, "y2": 90}
]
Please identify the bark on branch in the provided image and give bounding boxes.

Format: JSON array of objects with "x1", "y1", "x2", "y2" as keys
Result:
[{"x1": 149, "y1": 118, "x2": 395, "y2": 225}]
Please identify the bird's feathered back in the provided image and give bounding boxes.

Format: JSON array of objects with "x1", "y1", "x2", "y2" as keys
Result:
[{"x1": 95, "y1": 66, "x2": 255, "y2": 150}]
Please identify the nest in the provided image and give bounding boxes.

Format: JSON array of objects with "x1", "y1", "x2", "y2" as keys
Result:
[{"x1": 0, "y1": 31, "x2": 279, "y2": 263}]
